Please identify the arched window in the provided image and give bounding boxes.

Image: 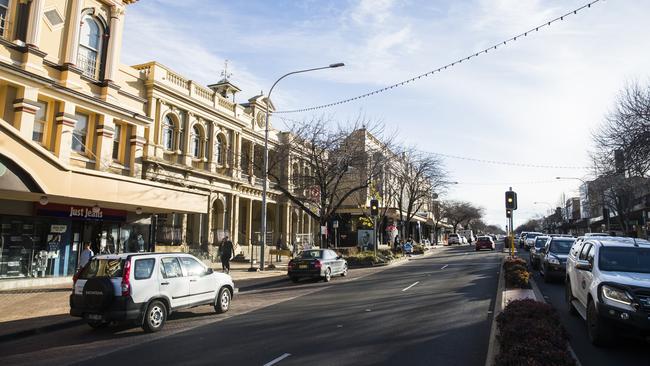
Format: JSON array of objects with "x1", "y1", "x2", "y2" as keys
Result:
[
  {"x1": 215, "y1": 134, "x2": 225, "y2": 165},
  {"x1": 190, "y1": 125, "x2": 201, "y2": 158},
  {"x1": 162, "y1": 115, "x2": 174, "y2": 151},
  {"x1": 78, "y1": 15, "x2": 104, "y2": 78}
]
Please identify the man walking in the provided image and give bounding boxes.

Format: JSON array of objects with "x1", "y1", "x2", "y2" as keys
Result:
[
  {"x1": 79, "y1": 242, "x2": 93, "y2": 269},
  {"x1": 220, "y1": 236, "x2": 234, "y2": 274}
]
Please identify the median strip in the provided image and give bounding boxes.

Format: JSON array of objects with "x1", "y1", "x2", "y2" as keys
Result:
[{"x1": 402, "y1": 281, "x2": 420, "y2": 292}]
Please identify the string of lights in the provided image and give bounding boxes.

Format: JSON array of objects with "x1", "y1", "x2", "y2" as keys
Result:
[
  {"x1": 456, "y1": 179, "x2": 560, "y2": 186},
  {"x1": 428, "y1": 152, "x2": 589, "y2": 169},
  {"x1": 274, "y1": 0, "x2": 601, "y2": 114}
]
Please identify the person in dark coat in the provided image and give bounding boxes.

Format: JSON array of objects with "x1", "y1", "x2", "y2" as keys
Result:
[{"x1": 220, "y1": 236, "x2": 234, "y2": 274}]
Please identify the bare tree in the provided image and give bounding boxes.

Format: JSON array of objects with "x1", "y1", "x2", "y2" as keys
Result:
[
  {"x1": 442, "y1": 200, "x2": 484, "y2": 233},
  {"x1": 392, "y1": 149, "x2": 448, "y2": 238},
  {"x1": 515, "y1": 219, "x2": 542, "y2": 233},
  {"x1": 264, "y1": 117, "x2": 393, "y2": 246}
]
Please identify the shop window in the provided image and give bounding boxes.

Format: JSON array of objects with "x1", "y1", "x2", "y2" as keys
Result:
[
  {"x1": 71, "y1": 113, "x2": 89, "y2": 153},
  {"x1": 162, "y1": 115, "x2": 174, "y2": 151},
  {"x1": 0, "y1": 0, "x2": 8, "y2": 37},
  {"x1": 32, "y1": 100, "x2": 47, "y2": 144},
  {"x1": 77, "y1": 15, "x2": 104, "y2": 79},
  {"x1": 112, "y1": 124, "x2": 121, "y2": 160},
  {"x1": 190, "y1": 125, "x2": 201, "y2": 158}
]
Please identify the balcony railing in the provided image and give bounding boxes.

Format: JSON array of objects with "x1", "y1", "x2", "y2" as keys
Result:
[{"x1": 77, "y1": 52, "x2": 98, "y2": 79}]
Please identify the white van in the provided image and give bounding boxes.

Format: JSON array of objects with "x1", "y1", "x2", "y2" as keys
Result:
[{"x1": 70, "y1": 253, "x2": 234, "y2": 332}]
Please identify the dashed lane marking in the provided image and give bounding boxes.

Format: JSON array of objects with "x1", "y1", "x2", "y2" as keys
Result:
[
  {"x1": 441, "y1": 265, "x2": 449, "y2": 270},
  {"x1": 264, "y1": 353, "x2": 291, "y2": 366},
  {"x1": 402, "y1": 281, "x2": 420, "y2": 292}
]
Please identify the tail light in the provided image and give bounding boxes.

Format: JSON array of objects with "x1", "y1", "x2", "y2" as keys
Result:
[
  {"x1": 313, "y1": 260, "x2": 322, "y2": 269},
  {"x1": 121, "y1": 260, "x2": 131, "y2": 297}
]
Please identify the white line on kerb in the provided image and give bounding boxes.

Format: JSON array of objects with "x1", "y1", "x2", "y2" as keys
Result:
[
  {"x1": 402, "y1": 281, "x2": 420, "y2": 292},
  {"x1": 441, "y1": 265, "x2": 449, "y2": 270},
  {"x1": 264, "y1": 353, "x2": 291, "y2": 366}
]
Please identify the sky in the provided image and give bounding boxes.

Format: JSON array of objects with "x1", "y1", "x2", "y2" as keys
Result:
[{"x1": 121, "y1": 0, "x2": 650, "y2": 230}]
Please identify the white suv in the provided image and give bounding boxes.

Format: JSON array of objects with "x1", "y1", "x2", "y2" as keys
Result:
[
  {"x1": 70, "y1": 253, "x2": 234, "y2": 332},
  {"x1": 448, "y1": 233, "x2": 460, "y2": 245},
  {"x1": 565, "y1": 237, "x2": 650, "y2": 346}
]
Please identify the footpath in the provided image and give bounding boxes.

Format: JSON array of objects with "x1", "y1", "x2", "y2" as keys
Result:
[{"x1": 0, "y1": 246, "x2": 442, "y2": 342}]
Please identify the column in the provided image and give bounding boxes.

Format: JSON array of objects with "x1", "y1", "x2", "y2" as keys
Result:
[
  {"x1": 94, "y1": 115, "x2": 115, "y2": 171},
  {"x1": 208, "y1": 121, "x2": 216, "y2": 172},
  {"x1": 246, "y1": 198, "x2": 253, "y2": 246},
  {"x1": 274, "y1": 203, "x2": 281, "y2": 244},
  {"x1": 231, "y1": 194, "x2": 239, "y2": 245},
  {"x1": 248, "y1": 142, "x2": 255, "y2": 176},
  {"x1": 129, "y1": 124, "x2": 146, "y2": 177},
  {"x1": 12, "y1": 86, "x2": 40, "y2": 141},
  {"x1": 282, "y1": 203, "x2": 290, "y2": 246},
  {"x1": 180, "y1": 214, "x2": 188, "y2": 247},
  {"x1": 63, "y1": 0, "x2": 84, "y2": 65},
  {"x1": 103, "y1": 6, "x2": 125, "y2": 82},
  {"x1": 182, "y1": 112, "x2": 192, "y2": 165},
  {"x1": 206, "y1": 195, "x2": 214, "y2": 245},
  {"x1": 25, "y1": 0, "x2": 45, "y2": 48},
  {"x1": 53, "y1": 101, "x2": 77, "y2": 164}
]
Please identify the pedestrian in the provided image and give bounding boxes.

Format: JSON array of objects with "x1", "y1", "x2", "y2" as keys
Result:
[
  {"x1": 79, "y1": 242, "x2": 93, "y2": 269},
  {"x1": 275, "y1": 236, "x2": 282, "y2": 262},
  {"x1": 393, "y1": 236, "x2": 400, "y2": 252},
  {"x1": 220, "y1": 236, "x2": 234, "y2": 274}
]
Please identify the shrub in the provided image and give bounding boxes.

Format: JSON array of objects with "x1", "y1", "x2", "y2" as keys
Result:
[
  {"x1": 496, "y1": 299, "x2": 574, "y2": 366},
  {"x1": 503, "y1": 257, "x2": 531, "y2": 289},
  {"x1": 337, "y1": 247, "x2": 359, "y2": 256},
  {"x1": 503, "y1": 257, "x2": 527, "y2": 271},
  {"x1": 345, "y1": 252, "x2": 381, "y2": 267},
  {"x1": 412, "y1": 244, "x2": 425, "y2": 254}
]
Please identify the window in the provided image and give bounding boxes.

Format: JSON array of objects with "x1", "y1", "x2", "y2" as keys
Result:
[
  {"x1": 161, "y1": 257, "x2": 183, "y2": 278},
  {"x1": 215, "y1": 134, "x2": 225, "y2": 165},
  {"x1": 162, "y1": 115, "x2": 174, "y2": 150},
  {"x1": 586, "y1": 245, "x2": 595, "y2": 265},
  {"x1": 134, "y1": 258, "x2": 155, "y2": 280},
  {"x1": 191, "y1": 125, "x2": 201, "y2": 158},
  {"x1": 71, "y1": 113, "x2": 89, "y2": 153},
  {"x1": 79, "y1": 259, "x2": 124, "y2": 279},
  {"x1": 112, "y1": 124, "x2": 121, "y2": 160},
  {"x1": 0, "y1": 0, "x2": 8, "y2": 37},
  {"x1": 78, "y1": 15, "x2": 103, "y2": 78},
  {"x1": 32, "y1": 100, "x2": 47, "y2": 143},
  {"x1": 179, "y1": 256, "x2": 205, "y2": 276},
  {"x1": 579, "y1": 243, "x2": 592, "y2": 261}
]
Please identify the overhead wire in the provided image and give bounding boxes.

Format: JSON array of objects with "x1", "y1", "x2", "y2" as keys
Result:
[{"x1": 274, "y1": 0, "x2": 602, "y2": 114}]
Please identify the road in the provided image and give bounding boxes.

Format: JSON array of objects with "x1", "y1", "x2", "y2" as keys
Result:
[
  {"x1": 0, "y1": 244, "x2": 503, "y2": 366},
  {"x1": 522, "y1": 249, "x2": 649, "y2": 366}
]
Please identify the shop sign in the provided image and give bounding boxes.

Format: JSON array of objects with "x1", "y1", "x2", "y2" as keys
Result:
[
  {"x1": 69, "y1": 206, "x2": 103, "y2": 219},
  {"x1": 50, "y1": 225, "x2": 67, "y2": 233},
  {"x1": 35, "y1": 203, "x2": 127, "y2": 222}
]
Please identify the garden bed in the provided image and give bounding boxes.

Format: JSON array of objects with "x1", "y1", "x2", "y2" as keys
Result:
[
  {"x1": 503, "y1": 257, "x2": 531, "y2": 289},
  {"x1": 344, "y1": 249, "x2": 401, "y2": 268}
]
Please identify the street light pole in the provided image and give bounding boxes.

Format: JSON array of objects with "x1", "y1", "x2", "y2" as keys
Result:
[{"x1": 259, "y1": 63, "x2": 344, "y2": 271}]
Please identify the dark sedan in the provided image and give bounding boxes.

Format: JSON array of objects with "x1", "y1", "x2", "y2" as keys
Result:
[
  {"x1": 288, "y1": 249, "x2": 347, "y2": 283},
  {"x1": 540, "y1": 237, "x2": 575, "y2": 282}
]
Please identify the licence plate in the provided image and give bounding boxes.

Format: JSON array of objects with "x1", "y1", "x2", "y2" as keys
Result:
[
  {"x1": 86, "y1": 314, "x2": 102, "y2": 320},
  {"x1": 299, "y1": 265, "x2": 308, "y2": 269}
]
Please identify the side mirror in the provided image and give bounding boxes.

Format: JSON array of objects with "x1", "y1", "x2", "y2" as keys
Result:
[
  {"x1": 575, "y1": 260, "x2": 592, "y2": 271},
  {"x1": 336, "y1": 256, "x2": 342, "y2": 260},
  {"x1": 205, "y1": 267, "x2": 214, "y2": 275}
]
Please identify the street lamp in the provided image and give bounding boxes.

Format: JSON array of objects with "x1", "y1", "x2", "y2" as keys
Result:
[{"x1": 259, "y1": 62, "x2": 345, "y2": 271}]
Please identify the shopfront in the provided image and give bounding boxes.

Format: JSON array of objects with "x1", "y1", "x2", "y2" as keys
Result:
[{"x1": 0, "y1": 202, "x2": 152, "y2": 279}]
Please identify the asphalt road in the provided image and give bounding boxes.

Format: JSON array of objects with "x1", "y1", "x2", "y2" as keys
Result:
[{"x1": 521, "y1": 248, "x2": 649, "y2": 366}]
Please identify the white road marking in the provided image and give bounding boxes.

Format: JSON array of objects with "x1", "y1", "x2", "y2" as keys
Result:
[
  {"x1": 402, "y1": 281, "x2": 420, "y2": 292},
  {"x1": 264, "y1": 353, "x2": 291, "y2": 366},
  {"x1": 441, "y1": 265, "x2": 449, "y2": 270}
]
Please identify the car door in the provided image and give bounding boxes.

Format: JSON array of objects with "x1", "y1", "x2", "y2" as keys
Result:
[
  {"x1": 328, "y1": 250, "x2": 341, "y2": 274},
  {"x1": 180, "y1": 256, "x2": 216, "y2": 304},
  {"x1": 574, "y1": 243, "x2": 593, "y2": 306},
  {"x1": 159, "y1": 257, "x2": 190, "y2": 309}
]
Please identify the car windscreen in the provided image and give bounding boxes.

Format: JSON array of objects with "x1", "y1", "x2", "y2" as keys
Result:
[
  {"x1": 526, "y1": 233, "x2": 541, "y2": 239},
  {"x1": 549, "y1": 239, "x2": 573, "y2": 254},
  {"x1": 79, "y1": 259, "x2": 124, "y2": 279},
  {"x1": 599, "y1": 247, "x2": 650, "y2": 274},
  {"x1": 449, "y1": 234, "x2": 459, "y2": 238},
  {"x1": 299, "y1": 250, "x2": 323, "y2": 259},
  {"x1": 535, "y1": 238, "x2": 548, "y2": 248},
  {"x1": 477, "y1": 237, "x2": 490, "y2": 242}
]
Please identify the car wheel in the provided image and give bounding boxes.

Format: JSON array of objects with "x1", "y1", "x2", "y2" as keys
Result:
[
  {"x1": 587, "y1": 299, "x2": 612, "y2": 346},
  {"x1": 323, "y1": 268, "x2": 332, "y2": 282},
  {"x1": 341, "y1": 265, "x2": 348, "y2": 277},
  {"x1": 290, "y1": 276, "x2": 299, "y2": 283},
  {"x1": 565, "y1": 281, "x2": 578, "y2": 316},
  {"x1": 142, "y1": 300, "x2": 166, "y2": 333},
  {"x1": 87, "y1": 320, "x2": 107, "y2": 329},
  {"x1": 214, "y1": 287, "x2": 231, "y2": 314}
]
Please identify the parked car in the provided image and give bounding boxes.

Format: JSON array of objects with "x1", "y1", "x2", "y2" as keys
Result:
[
  {"x1": 448, "y1": 233, "x2": 461, "y2": 245},
  {"x1": 565, "y1": 237, "x2": 650, "y2": 346},
  {"x1": 524, "y1": 232, "x2": 544, "y2": 250},
  {"x1": 288, "y1": 249, "x2": 347, "y2": 283},
  {"x1": 475, "y1": 236, "x2": 495, "y2": 251},
  {"x1": 540, "y1": 237, "x2": 575, "y2": 282},
  {"x1": 70, "y1": 253, "x2": 234, "y2": 332},
  {"x1": 530, "y1": 235, "x2": 550, "y2": 269},
  {"x1": 518, "y1": 232, "x2": 529, "y2": 248}
]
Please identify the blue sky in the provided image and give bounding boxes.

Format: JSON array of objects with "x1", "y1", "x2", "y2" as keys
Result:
[{"x1": 122, "y1": 0, "x2": 650, "y2": 230}]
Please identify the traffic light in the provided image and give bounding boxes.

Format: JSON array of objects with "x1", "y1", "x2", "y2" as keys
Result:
[
  {"x1": 370, "y1": 199, "x2": 379, "y2": 216},
  {"x1": 506, "y1": 209, "x2": 512, "y2": 218},
  {"x1": 505, "y1": 190, "x2": 517, "y2": 210}
]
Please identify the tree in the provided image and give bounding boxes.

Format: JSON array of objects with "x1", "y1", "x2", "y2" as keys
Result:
[
  {"x1": 515, "y1": 219, "x2": 542, "y2": 233},
  {"x1": 390, "y1": 149, "x2": 448, "y2": 239},
  {"x1": 265, "y1": 117, "x2": 393, "y2": 246},
  {"x1": 485, "y1": 224, "x2": 506, "y2": 235},
  {"x1": 441, "y1": 200, "x2": 484, "y2": 233}
]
